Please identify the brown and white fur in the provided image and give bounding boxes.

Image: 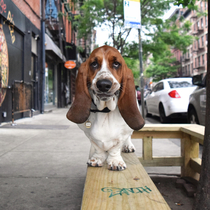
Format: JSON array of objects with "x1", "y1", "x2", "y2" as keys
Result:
[{"x1": 67, "y1": 45, "x2": 145, "y2": 171}]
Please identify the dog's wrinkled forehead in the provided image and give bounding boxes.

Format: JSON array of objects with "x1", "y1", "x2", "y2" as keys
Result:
[{"x1": 87, "y1": 46, "x2": 125, "y2": 83}]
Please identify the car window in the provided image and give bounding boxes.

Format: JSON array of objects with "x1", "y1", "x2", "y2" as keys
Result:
[
  {"x1": 157, "y1": 82, "x2": 164, "y2": 91},
  {"x1": 168, "y1": 81, "x2": 193, "y2": 88},
  {"x1": 153, "y1": 82, "x2": 164, "y2": 92},
  {"x1": 152, "y1": 85, "x2": 157, "y2": 92}
]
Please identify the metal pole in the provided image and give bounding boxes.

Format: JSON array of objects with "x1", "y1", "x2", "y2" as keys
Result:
[
  {"x1": 138, "y1": 2, "x2": 144, "y2": 118},
  {"x1": 41, "y1": 0, "x2": 45, "y2": 113}
]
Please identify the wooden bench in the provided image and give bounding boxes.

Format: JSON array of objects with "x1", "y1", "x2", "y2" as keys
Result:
[
  {"x1": 81, "y1": 152, "x2": 170, "y2": 210},
  {"x1": 81, "y1": 124, "x2": 204, "y2": 209}
]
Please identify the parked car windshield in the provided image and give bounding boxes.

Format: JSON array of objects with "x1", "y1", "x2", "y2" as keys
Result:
[{"x1": 168, "y1": 81, "x2": 193, "y2": 88}]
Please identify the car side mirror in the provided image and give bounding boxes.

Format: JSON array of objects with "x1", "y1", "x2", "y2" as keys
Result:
[{"x1": 192, "y1": 75, "x2": 205, "y2": 87}]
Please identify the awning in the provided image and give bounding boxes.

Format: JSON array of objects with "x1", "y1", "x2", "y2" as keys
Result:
[{"x1": 45, "y1": 33, "x2": 66, "y2": 62}]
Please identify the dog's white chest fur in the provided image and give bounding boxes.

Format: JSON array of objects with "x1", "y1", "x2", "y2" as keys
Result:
[{"x1": 79, "y1": 107, "x2": 133, "y2": 151}]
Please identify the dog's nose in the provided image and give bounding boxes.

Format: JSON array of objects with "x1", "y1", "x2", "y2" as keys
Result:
[{"x1": 96, "y1": 79, "x2": 112, "y2": 92}]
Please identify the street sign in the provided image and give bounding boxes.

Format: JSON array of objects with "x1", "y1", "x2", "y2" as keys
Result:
[
  {"x1": 64, "y1": 60, "x2": 76, "y2": 69},
  {"x1": 124, "y1": 0, "x2": 141, "y2": 28}
]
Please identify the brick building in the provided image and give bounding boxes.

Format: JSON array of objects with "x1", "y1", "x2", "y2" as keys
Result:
[{"x1": 170, "y1": 1, "x2": 208, "y2": 77}]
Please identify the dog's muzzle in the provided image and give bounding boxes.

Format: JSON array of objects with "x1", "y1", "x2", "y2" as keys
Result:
[
  {"x1": 94, "y1": 79, "x2": 113, "y2": 101},
  {"x1": 96, "y1": 79, "x2": 112, "y2": 92}
]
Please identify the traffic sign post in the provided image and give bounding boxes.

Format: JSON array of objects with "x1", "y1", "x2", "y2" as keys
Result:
[{"x1": 123, "y1": 0, "x2": 145, "y2": 118}]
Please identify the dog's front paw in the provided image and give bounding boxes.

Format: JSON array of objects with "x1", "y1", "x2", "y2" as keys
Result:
[
  {"x1": 87, "y1": 157, "x2": 104, "y2": 167},
  {"x1": 122, "y1": 143, "x2": 136, "y2": 153},
  {"x1": 107, "y1": 157, "x2": 126, "y2": 171}
]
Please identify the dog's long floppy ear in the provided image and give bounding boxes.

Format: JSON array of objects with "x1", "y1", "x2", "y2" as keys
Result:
[
  {"x1": 66, "y1": 62, "x2": 92, "y2": 124},
  {"x1": 118, "y1": 67, "x2": 145, "y2": 130}
]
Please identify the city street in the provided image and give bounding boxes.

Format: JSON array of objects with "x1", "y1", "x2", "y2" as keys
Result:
[
  {"x1": 0, "y1": 107, "x2": 197, "y2": 210},
  {"x1": 0, "y1": 0, "x2": 208, "y2": 209}
]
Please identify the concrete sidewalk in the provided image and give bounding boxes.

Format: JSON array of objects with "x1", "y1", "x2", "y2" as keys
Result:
[{"x1": 0, "y1": 108, "x2": 194, "y2": 210}]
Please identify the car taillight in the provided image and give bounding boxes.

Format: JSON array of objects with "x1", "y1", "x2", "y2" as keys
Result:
[{"x1": 168, "y1": 90, "x2": 181, "y2": 98}]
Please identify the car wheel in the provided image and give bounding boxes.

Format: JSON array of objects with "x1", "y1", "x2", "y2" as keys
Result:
[
  {"x1": 188, "y1": 108, "x2": 199, "y2": 124},
  {"x1": 159, "y1": 103, "x2": 168, "y2": 123},
  {"x1": 145, "y1": 102, "x2": 151, "y2": 117}
]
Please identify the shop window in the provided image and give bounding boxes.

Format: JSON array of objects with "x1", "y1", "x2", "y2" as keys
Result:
[{"x1": 31, "y1": 36, "x2": 37, "y2": 55}]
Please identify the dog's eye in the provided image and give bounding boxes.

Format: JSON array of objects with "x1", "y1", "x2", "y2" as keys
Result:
[
  {"x1": 113, "y1": 61, "x2": 121, "y2": 69},
  {"x1": 90, "y1": 61, "x2": 98, "y2": 69}
]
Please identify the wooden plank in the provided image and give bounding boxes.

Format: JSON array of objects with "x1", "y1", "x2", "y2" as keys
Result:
[
  {"x1": 190, "y1": 158, "x2": 202, "y2": 174},
  {"x1": 143, "y1": 136, "x2": 152, "y2": 160},
  {"x1": 132, "y1": 131, "x2": 182, "y2": 139},
  {"x1": 181, "y1": 125, "x2": 204, "y2": 142},
  {"x1": 138, "y1": 124, "x2": 183, "y2": 132},
  {"x1": 81, "y1": 153, "x2": 171, "y2": 210},
  {"x1": 139, "y1": 157, "x2": 184, "y2": 167}
]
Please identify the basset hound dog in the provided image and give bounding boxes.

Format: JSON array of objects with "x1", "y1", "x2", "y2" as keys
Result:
[{"x1": 67, "y1": 45, "x2": 145, "y2": 171}]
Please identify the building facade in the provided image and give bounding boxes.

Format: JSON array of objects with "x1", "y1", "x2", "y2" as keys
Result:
[
  {"x1": 170, "y1": 1, "x2": 208, "y2": 77},
  {"x1": 0, "y1": 0, "x2": 42, "y2": 123}
]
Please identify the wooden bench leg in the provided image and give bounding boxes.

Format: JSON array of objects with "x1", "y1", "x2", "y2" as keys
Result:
[
  {"x1": 142, "y1": 136, "x2": 153, "y2": 161},
  {"x1": 181, "y1": 133, "x2": 200, "y2": 180}
]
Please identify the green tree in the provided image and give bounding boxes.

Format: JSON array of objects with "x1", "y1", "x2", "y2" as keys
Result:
[
  {"x1": 122, "y1": 41, "x2": 140, "y2": 78},
  {"x1": 73, "y1": 0, "x2": 193, "y2": 81},
  {"x1": 146, "y1": 50, "x2": 179, "y2": 81},
  {"x1": 75, "y1": 0, "x2": 173, "y2": 54},
  {"x1": 145, "y1": 17, "x2": 194, "y2": 80}
]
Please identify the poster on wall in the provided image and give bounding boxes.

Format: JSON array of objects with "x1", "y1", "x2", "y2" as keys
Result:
[{"x1": 0, "y1": 24, "x2": 9, "y2": 107}]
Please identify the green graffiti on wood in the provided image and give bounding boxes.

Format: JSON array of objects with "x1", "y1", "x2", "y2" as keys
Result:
[{"x1": 101, "y1": 186, "x2": 152, "y2": 198}]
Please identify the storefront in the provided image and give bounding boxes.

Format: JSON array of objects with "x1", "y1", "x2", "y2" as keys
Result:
[
  {"x1": 45, "y1": 33, "x2": 66, "y2": 108},
  {"x1": 0, "y1": 0, "x2": 41, "y2": 123}
]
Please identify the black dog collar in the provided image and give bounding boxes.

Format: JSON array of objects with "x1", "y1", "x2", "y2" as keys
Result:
[
  {"x1": 90, "y1": 100, "x2": 111, "y2": 113},
  {"x1": 90, "y1": 107, "x2": 111, "y2": 113}
]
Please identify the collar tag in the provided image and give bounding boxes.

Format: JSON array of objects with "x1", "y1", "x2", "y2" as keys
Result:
[{"x1": 85, "y1": 120, "x2": 92, "y2": 128}]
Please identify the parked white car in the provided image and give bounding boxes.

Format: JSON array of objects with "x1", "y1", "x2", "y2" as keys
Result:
[{"x1": 145, "y1": 78, "x2": 197, "y2": 123}]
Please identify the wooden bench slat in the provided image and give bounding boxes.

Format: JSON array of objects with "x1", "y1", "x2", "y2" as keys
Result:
[
  {"x1": 81, "y1": 153, "x2": 171, "y2": 210},
  {"x1": 138, "y1": 124, "x2": 184, "y2": 131},
  {"x1": 132, "y1": 131, "x2": 182, "y2": 139},
  {"x1": 139, "y1": 156, "x2": 184, "y2": 167}
]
